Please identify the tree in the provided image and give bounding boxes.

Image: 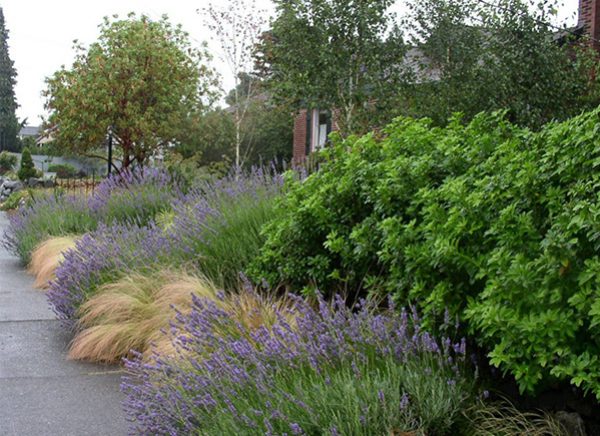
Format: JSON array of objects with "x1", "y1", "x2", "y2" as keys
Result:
[
  {"x1": 0, "y1": 8, "x2": 21, "y2": 152},
  {"x1": 238, "y1": 97, "x2": 293, "y2": 167},
  {"x1": 175, "y1": 95, "x2": 292, "y2": 170},
  {"x1": 44, "y1": 13, "x2": 218, "y2": 170},
  {"x1": 257, "y1": 0, "x2": 407, "y2": 136},
  {"x1": 17, "y1": 147, "x2": 36, "y2": 181},
  {"x1": 402, "y1": 0, "x2": 600, "y2": 128},
  {"x1": 176, "y1": 107, "x2": 236, "y2": 166},
  {"x1": 202, "y1": 0, "x2": 268, "y2": 169}
]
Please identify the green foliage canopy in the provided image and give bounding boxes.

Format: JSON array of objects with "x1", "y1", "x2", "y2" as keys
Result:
[
  {"x1": 175, "y1": 94, "x2": 292, "y2": 170},
  {"x1": 402, "y1": 0, "x2": 600, "y2": 128},
  {"x1": 44, "y1": 13, "x2": 217, "y2": 169},
  {"x1": 249, "y1": 108, "x2": 600, "y2": 399},
  {"x1": 0, "y1": 8, "x2": 21, "y2": 152},
  {"x1": 259, "y1": 0, "x2": 600, "y2": 134},
  {"x1": 47, "y1": 163, "x2": 77, "y2": 179},
  {"x1": 0, "y1": 150, "x2": 17, "y2": 174},
  {"x1": 259, "y1": 0, "x2": 407, "y2": 135}
]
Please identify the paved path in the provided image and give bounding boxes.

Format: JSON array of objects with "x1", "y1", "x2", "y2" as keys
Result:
[{"x1": 0, "y1": 213, "x2": 127, "y2": 435}]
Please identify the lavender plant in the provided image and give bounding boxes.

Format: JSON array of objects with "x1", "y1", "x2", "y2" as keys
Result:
[
  {"x1": 122, "y1": 294, "x2": 474, "y2": 435},
  {"x1": 47, "y1": 222, "x2": 173, "y2": 321},
  {"x1": 4, "y1": 192, "x2": 95, "y2": 264},
  {"x1": 4, "y1": 167, "x2": 180, "y2": 264},
  {"x1": 48, "y1": 167, "x2": 282, "y2": 321},
  {"x1": 90, "y1": 167, "x2": 180, "y2": 225},
  {"x1": 170, "y1": 167, "x2": 283, "y2": 289}
]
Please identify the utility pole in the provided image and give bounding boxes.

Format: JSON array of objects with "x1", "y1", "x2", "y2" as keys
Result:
[{"x1": 107, "y1": 126, "x2": 113, "y2": 176}]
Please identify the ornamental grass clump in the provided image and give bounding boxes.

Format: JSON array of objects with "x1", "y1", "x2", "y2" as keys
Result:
[
  {"x1": 466, "y1": 400, "x2": 567, "y2": 436},
  {"x1": 47, "y1": 222, "x2": 173, "y2": 321},
  {"x1": 70, "y1": 271, "x2": 295, "y2": 364},
  {"x1": 122, "y1": 295, "x2": 473, "y2": 435},
  {"x1": 28, "y1": 236, "x2": 78, "y2": 289},
  {"x1": 69, "y1": 270, "x2": 215, "y2": 363}
]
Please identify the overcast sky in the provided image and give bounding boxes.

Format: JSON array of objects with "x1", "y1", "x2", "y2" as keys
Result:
[{"x1": 2, "y1": 0, "x2": 578, "y2": 126}]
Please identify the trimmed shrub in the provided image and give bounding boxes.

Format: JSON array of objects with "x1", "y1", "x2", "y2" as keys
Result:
[
  {"x1": 17, "y1": 147, "x2": 36, "y2": 181},
  {"x1": 48, "y1": 163, "x2": 77, "y2": 178},
  {"x1": 122, "y1": 294, "x2": 474, "y2": 435},
  {"x1": 0, "y1": 151, "x2": 17, "y2": 174},
  {"x1": 249, "y1": 109, "x2": 600, "y2": 399}
]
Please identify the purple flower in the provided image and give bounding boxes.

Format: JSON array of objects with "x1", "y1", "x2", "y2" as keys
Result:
[
  {"x1": 400, "y1": 393, "x2": 409, "y2": 410},
  {"x1": 290, "y1": 423, "x2": 303, "y2": 434},
  {"x1": 122, "y1": 293, "x2": 467, "y2": 434}
]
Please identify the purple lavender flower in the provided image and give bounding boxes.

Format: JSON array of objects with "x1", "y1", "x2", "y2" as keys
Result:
[
  {"x1": 47, "y1": 222, "x2": 173, "y2": 321},
  {"x1": 122, "y1": 293, "x2": 468, "y2": 434},
  {"x1": 400, "y1": 393, "x2": 409, "y2": 410}
]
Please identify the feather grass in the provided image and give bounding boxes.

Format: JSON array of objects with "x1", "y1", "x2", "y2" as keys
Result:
[
  {"x1": 69, "y1": 270, "x2": 211, "y2": 364},
  {"x1": 69, "y1": 270, "x2": 295, "y2": 364},
  {"x1": 28, "y1": 236, "x2": 77, "y2": 289},
  {"x1": 465, "y1": 399, "x2": 567, "y2": 436}
]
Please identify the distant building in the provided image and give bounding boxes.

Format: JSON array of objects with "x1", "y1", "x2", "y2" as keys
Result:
[{"x1": 18, "y1": 126, "x2": 41, "y2": 144}]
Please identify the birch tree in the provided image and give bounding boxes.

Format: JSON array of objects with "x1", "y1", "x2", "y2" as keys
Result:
[
  {"x1": 202, "y1": 0, "x2": 267, "y2": 169},
  {"x1": 256, "y1": 0, "x2": 407, "y2": 136}
]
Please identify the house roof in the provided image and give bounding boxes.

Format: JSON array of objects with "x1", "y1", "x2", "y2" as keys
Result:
[{"x1": 19, "y1": 126, "x2": 41, "y2": 137}]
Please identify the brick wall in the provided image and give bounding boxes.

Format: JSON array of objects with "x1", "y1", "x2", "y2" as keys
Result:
[
  {"x1": 292, "y1": 109, "x2": 308, "y2": 165},
  {"x1": 580, "y1": 0, "x2": 600, "y2": 48}
]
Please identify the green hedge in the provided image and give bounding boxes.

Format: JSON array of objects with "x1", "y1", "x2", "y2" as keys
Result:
[
  {"x1": 249, "y1": 109, "x2": 600, "y2": 399},
  {"x1": 48, "y1": 163, "x2": 77, "y2": 178}
]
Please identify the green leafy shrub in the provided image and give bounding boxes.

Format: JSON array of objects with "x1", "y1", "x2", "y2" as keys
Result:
[
  {"x1": 250, "y1": 109, "x2": 600, "y2": 399},
  {"x1": 0, "y1": 189, "x2": 28, "y2": 211},
  {"x1": 17, "y1": 147, "x2": 37, "y2": 181},
  {"x1": 48, "y1": 163, "x2": 77, "y2": 178},
  {"x1": 0, "y1": 151, "x2": 17, "y2": 174}
]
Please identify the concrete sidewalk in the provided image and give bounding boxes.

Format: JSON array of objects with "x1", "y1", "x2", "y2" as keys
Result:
[{"x1": 0, "y1": 213, "x2": 127, "y2": 435}]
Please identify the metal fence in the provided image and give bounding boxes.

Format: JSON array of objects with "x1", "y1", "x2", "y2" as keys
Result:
[{"x1": 54, "y1": 177, "x2": 101, "y2": 195}]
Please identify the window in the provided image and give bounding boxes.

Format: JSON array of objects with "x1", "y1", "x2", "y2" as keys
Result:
[{"x1": 306, "y1": 109, "x2": 332, "y2": 154}]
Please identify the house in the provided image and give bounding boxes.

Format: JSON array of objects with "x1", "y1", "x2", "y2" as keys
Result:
[
  {"x1": 292, "y1": 0, "x2": 599, "y2": 164},
  {"x1": 292, "y1": 108, "x2": 336, "y2": 164},
  {"x1": 18, "y1": 126, "x2": 40, "y2": 141}
]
